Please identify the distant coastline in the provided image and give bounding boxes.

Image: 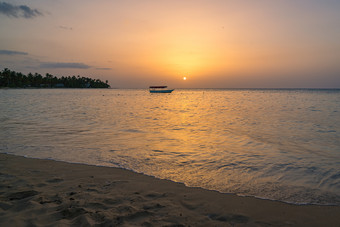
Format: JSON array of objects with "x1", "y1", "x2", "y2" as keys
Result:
[{"x1": 0, "y1": 68, "x2": 110, "y2": 88}]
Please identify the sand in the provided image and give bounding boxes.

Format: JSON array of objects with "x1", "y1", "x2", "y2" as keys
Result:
[{"x1": 0, "y1": 153, "x2": 339, "y2": 226}]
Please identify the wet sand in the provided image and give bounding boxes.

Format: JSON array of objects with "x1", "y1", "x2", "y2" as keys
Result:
[{"x1": 0, "y1": 153, "x2": 339, "y2": 226}]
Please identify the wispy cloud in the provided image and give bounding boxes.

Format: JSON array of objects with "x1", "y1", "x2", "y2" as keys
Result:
[
  {"x1": 0, "y1": 49, "x2": 28, "y2": 55},
  {"x1": 59, "y1": 25, "x2": 73, "y2": 31},
  {"x1": 96, "y1": 67, "x2": 112, "y2": 70},
  {"x1": 40, "y1": 62, "x2": 91, "y2": 69},
  {"x1": 0, "y1": 2, "x2": 43, "y2": 18}
]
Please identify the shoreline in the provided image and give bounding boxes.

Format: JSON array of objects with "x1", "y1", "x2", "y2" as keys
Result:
[{"x1": 0, "y1": 153, "x2": 339, "y2": 226}]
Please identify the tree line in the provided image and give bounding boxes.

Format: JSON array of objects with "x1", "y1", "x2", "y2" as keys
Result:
[{"x1": 0, "y1": 68, "x2": 110, "y2": 88}]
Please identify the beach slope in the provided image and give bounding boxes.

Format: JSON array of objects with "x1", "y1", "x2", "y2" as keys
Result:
[{"x1": 0, "y1": 153, "x2": 339, "y2": 226}]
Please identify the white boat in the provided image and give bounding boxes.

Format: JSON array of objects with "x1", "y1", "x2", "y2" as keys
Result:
[{"x1": 149, "y1": 86, "x2": 174, "y2": 93}]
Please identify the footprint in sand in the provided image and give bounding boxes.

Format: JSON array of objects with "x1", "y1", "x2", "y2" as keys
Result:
[
  {"x1": 46, "y1": 178, "x2": 64, "y2": 183},
  {"x1": 8, "y1": 190, "x2": 39, "y2": 200}
]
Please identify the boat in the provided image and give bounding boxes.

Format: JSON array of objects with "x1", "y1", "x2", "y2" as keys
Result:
[{"x1": 149, "y1": 86, "x2": 174, "y2": 93}]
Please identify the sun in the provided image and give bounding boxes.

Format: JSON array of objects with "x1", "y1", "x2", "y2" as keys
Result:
[{"x1": 183, "y1": 77, "x2": 187, "y2": 80}]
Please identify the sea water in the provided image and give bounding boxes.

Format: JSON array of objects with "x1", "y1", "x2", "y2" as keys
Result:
[{"x1": 0, "y1": 88, "x2": 339, "y2": 205}]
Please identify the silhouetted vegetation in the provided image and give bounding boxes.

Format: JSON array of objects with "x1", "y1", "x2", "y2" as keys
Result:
[{"x1": 0, "y1": 68, "x2": 110, "y2": 88}]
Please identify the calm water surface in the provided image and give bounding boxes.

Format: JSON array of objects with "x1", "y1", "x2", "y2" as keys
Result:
[{"x1": 1, "y1": 89, "x2": 339, "y2": 205}]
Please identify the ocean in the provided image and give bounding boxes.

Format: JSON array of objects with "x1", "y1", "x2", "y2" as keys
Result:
[{"x1": 1, "y1": 88, "x2": 339, "y2": 205}]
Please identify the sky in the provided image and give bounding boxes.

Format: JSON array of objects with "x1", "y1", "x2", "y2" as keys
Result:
[{"x1": 0, "y1": 0, "x2": 340, "y2": 88}]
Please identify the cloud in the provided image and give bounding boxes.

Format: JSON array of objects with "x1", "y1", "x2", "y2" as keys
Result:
[
  {"x1": 40, "y1": 62, "x2": 91, "y2": 69},
  {"x1": 59, "y1": 25, "x2": 73, "y2": 31},
  {"x1": 0, "y1": 2, "x2": 43, "y2": 18},
  {"x1": 0, "y1": 49, "x2": 28, "y2": 55},
  {"x1": 96, "y1": 67, "x2": 112, "y2": 70}
]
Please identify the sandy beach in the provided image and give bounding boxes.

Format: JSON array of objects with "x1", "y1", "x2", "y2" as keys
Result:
[{"x1": 0, "y1": 153, "x2": 339, "y2": 226}]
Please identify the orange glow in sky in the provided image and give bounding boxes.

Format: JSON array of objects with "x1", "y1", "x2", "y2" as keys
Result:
[{"x1": 0, "y1": 1, "x2": 340, "y2": 88}]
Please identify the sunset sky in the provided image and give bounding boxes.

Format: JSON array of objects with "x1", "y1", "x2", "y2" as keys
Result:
[{"x1": 1, "y1": 0, "x2": 340, "y2": 88}]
